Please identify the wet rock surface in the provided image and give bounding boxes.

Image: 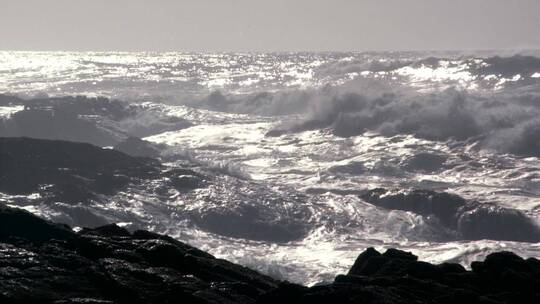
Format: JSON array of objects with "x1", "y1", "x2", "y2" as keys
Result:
[
  {"x1": 1, "y1": 205, "x2": 539, "y2": 303},
  {"x1": 0, "y1": 137, "x2": 161, "y2": 203},
  {"x1": 0, "y1": 204, "x2": 278, "y2": 304}
]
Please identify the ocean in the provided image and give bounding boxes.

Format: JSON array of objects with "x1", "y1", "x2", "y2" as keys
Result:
[{"x1": 1, "y1": 50, "x2": 540, "y2": 285}]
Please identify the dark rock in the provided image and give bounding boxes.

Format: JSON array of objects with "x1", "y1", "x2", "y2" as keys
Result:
[
  {"x1": 0, "y1": 204, "x2": 75, "y2": 244},
  {"x1": 347, "y1": 247, "x2": 381, "y2": 275},
  {"x1": 348, "y1": 248, "x2": 434, "y2": 279},
  {"x1": 382, "y1": 248, "x2": 418, "y2": 261},
  {"x1": 132, "y1": 229, "x2": 166, "y2": 240},
  {"x1": 257, "y1": 282, "x2": 307, "y2": 304},
  {"x1": 0, "y1": 204, "x2": 278, "y2": 304},
  {"x1": 81, "y1": 224, "x2": 131, "y2": 238},
  {"x1": 437, "y1": 262, "x2": 466, "y2": 274},
  {"x1": 0, "y1": 137, "x2": 160, "y2": 203},
  {"x1": 261, "y1": 247, "x2": 540, "y2": 304},
  {"x1": 1, "y1": 205, "x2": 540, "y2": 303}
]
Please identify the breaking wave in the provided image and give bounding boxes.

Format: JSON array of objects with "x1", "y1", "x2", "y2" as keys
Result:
[{"x1": 261, "y1": 87, "x2": 540, "y2": 157}]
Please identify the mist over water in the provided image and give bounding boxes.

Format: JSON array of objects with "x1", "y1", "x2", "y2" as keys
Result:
[{"x1": 2, "y1": 51, "x2": 540, "y2": 285}]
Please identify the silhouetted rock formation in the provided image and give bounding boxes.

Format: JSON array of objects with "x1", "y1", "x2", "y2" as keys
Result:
[
  {"x1": 0, "y1": 204, "x2": 278, "y2": 304},
  {"x1": 260, "y1": 247, "x2": 540, "y2": 304},
  {"x1": 1, "y1": 205, "x2": 539, "y2": 304}
]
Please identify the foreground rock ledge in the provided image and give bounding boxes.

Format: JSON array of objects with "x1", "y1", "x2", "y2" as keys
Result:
[{"x1": 1, "y1": 205, "x2": 539, "y2": 304}]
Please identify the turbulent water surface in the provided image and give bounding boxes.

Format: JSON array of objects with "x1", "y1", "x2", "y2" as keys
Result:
[{"x1": 2, "y1": 51, "x2": 540, "y2": 285}]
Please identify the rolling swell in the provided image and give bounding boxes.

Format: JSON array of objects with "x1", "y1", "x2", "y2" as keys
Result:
[
  {"x1": 314, "y1": 53, "x2": 540, "y2": 80},
  {"x1": 0, "y1": 94, "x2": 192, "y2": 147},
  {"x1": 361, "y1": 188, "x2": 540, "y2": 243}
]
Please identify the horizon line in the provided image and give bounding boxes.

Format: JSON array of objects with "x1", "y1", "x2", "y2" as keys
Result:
[{"x1": 1, "y1": 48, "x2": 540, "y2": 54}]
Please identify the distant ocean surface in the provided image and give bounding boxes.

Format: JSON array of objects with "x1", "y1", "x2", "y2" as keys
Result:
[{"x1": 2, "y1": 50, "x2": 540, "y2": 285}]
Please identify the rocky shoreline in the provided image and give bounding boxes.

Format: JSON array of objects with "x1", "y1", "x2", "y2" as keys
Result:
[{"x1": 1, "y1": 204, "x2": 539, "y2": 304}]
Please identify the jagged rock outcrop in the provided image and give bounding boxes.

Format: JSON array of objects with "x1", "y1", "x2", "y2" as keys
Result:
[
  {"x1": 259, "y1": 247, "x2": 540, "y2": 304},
  {"x1": 1, "y1": 205, "x2": 539, "y2": 303},
  {"x1": 0, "y1": 204, "x2": 278, "y2": 304}
]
